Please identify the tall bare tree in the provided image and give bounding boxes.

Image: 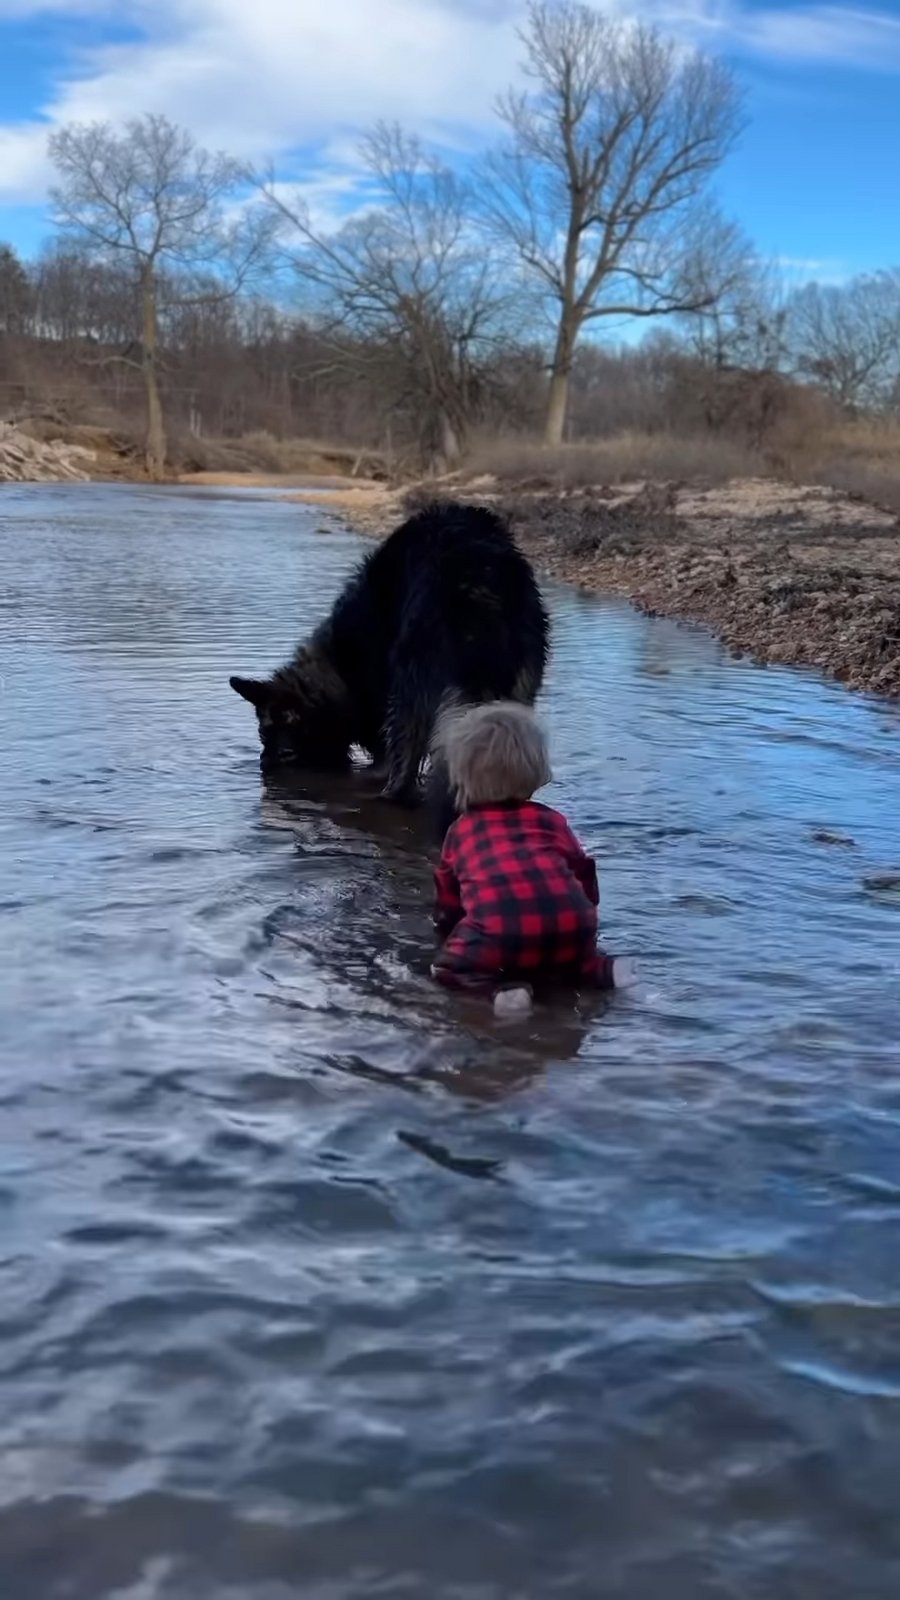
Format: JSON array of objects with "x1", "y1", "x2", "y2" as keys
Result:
[
  {"x1": 484, "y1": 1, "x2": 744, "y2": 444},
  {"x1": 260, "y1": 123, "x2": 515, "y2": 468},
  {"x1": 48, "y1": 114, "x2": 276, "y2": 476}
]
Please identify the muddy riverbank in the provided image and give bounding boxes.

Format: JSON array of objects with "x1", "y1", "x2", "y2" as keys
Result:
[
  {"x1": 290, "y1": 475, "x2": 900, "y2": 701},
  {"x1": 9, "y1": 441, "x2": 894, "y2": 699}
]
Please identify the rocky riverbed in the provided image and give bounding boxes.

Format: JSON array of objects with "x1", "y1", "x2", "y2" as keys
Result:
[{"x1": 293, "y1": 474, "x2": 900, "y2": 701}]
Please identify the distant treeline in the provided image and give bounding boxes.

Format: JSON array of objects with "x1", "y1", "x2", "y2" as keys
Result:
[{"x1": 0, "y1": 4, "x2": 898, "y2": 476}]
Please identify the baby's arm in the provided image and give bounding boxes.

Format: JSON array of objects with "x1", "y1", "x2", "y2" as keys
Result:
[
  {"x1": 561, "y1": 821, "x2": 600, "y2": 907},
  {"x1": 433, "y1": 839, "x2": 464, "y2": 939}
]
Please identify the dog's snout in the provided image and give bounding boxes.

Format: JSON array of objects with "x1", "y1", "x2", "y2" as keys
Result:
[{"x1": 260, "y1": 745, "x2": 298, "y2": 771}]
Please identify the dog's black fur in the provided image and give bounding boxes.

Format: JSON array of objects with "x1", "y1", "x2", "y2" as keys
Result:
[{"x1": 230, "y1": 501, "x2": 549, "y2": 822}]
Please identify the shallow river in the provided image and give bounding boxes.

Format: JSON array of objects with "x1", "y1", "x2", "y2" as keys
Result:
[{"x1": 2, "y1": 483, "x2": 899, "y2": 1599}]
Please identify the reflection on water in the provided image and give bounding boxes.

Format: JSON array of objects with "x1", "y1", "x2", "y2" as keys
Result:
[{"x1": 1, "y1": 482, "x2": 899, "y2": 1599}]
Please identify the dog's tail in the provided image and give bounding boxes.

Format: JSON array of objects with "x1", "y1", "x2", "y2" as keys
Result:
[
  {"x1": 428, "y1": 689, "x2": 547, "y2": 842},
  {"x1": 426, "y1": 692, "x2": 479, "y2": 842},
  {"x1": 424, "y1": 697, "x2": 460, "y2": 843}
]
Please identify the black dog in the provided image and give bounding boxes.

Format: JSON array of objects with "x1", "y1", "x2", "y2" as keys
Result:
[{"x1": 230, "y1": 501, "x2": 549, "y2": 819}]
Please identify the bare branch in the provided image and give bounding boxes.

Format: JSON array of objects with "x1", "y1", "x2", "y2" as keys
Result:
[
  {"x1": 481, "y1": 0, "x2": 744, "y2": 442},
  {"x1": 785, "y1": 270, "x2": 900, "y2": 410},
  {"x1": 255, "y1": 126, "x2": 521, "y2": 467},
  {"x1": 76, "y1": 349, "x2": 143, "y2": 372},
  {"x1": 47, "y1": 113, "x2": 278, "y2": 475}
]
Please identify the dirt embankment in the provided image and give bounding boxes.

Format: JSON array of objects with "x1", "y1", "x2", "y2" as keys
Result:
[
  {"x1": 289, "y1": 475, "x2": 900, "y2": 702},
  {"x1": 0, "y1": 420, "x2": 98, "y2": 483},
  {"x1": 2, "y1": 418, "x2": 390, "y2": 487},
  {"x1": 4, "y1": 420, "x2": 897, "y2": 701}
]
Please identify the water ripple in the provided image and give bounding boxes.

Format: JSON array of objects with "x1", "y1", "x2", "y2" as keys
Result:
[{"x1": 1, "y1": 485, "x2": 899, "y2": 1598}]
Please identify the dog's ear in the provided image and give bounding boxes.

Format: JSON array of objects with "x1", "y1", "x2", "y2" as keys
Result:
[{"x1": 230, "y1": 675, "x2": 273, "y2": 709}]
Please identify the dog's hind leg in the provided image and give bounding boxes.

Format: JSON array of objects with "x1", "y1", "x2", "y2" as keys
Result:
[
  {"x1": 379, "y1": 672, "x2": 440, "y2": 805},
  {"x1": 423, "y1": 756, "x2": 457, "y2": 842},
  {"x1": 365, "y1": 733, "x2": 389, "y2": 782},
  {"x1": 380, "y1": 721, "x2": 426, "y2": 803},
  {"x1": 421, "y1": 690, "x2": 466, "y2": 839},
  {"x1": 511, "y1": 660, "x2": 543, "y2": 706}
]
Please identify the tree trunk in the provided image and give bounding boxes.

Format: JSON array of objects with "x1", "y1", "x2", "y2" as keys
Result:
[
  {"x1": 141, "y1": 271, "x2": 166, "y2": 479},
  {"x1": 427, "y1": 406, "x2": 463, "y2": 475},
  {"x1": 543, "y1": 314, "x2": 577, "y2": 447},
  {"x1": 438, "y1": 409, "x2": 462, "y2": 469},
  {"x1": 543, "y1": 369, "x2": 570, "y2": 448}
]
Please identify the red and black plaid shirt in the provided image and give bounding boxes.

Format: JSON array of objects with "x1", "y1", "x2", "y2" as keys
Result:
[{"x1": 432, "y1": 800, "x2": 607, "y2": 987}]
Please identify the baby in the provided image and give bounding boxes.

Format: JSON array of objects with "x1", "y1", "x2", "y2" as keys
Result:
[{"x1": 430, "y1": 701, "x2": 635, "y2": 1015}]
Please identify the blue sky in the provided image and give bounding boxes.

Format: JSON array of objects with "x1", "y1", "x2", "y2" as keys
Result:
[{"x1": 0, "y1": 0, "x2": 898, "y2": 284}]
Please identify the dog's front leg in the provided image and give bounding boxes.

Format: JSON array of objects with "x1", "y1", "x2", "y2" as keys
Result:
[{"x1": 365, "y1": 734, "x2": 389, "y2": 783}]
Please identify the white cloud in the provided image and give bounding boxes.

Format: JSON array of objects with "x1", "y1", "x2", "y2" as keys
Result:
[
  {"x1": 0, "y1": 122, "x2": 54, "y2": 202},
  {"x1": 0, "y1": 0, "x2": 523, "y2": 205},
  {"x1": 738, "y1": 4, "x2": 900, "y2": 64},
  {"x1": 0, "y1": 0, "x2": 897, "y2": 211},
  {"x1": 631, "y1": 0, "x2": 900, "y2": 63},
  {"x1": 260, "y1": 164, "x2": 376, "y2": 234},
  {"x1": 54, "y1": 0, "x2": 518, "y2": 152},
  {"x1": 776, "y1": 254, "x2": 850, "y2": 284}
]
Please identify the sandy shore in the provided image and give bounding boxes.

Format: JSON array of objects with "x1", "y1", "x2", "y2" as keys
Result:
[
  {"x1": 280, "y1": 475, "x2": 900, "y2": 702},
  {"x1": 176, "y1": 470, "x2": 372, "y2": 491}
]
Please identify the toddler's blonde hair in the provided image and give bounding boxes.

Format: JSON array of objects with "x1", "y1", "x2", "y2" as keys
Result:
[{"x1": 439, "y1": 701, "x2": 551, "y2": 808}]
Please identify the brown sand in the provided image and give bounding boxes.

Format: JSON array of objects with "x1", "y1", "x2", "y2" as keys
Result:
[{"x1": 176, "y1": 470, "x2": 378, "y2": 491}]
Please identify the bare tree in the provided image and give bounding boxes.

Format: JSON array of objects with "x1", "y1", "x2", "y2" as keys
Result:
[
  {"x1": 260, "y1": 123, "x2": 516, "y2": 468},
  {"x1": 0, "y1": 244, "x2": 32, "y2": 336},
  {"x1": 48, "y1": 114, "x2": 276, "y2": 476},
  {"x1": 678, "y1": 240, "x2": 789, "y2": 373},
  {"x1": 483, "y1": 1, "x2": 744, "y2": 444},
  {"x1": 786, "y1": 271, "x2": 900, "y2": 411},
  {"x1": 31, "y1": 244, "x2": 140, "y2": 347}
]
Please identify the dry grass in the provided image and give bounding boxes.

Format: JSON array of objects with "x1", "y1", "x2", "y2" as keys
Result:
[
  {"x1": 463, "y1": 431, "x2": 761, "y2": 489},
  {"x1": 461, "y1": 423, "x2": 900, "y2": 518},
  {"x1": 825, "y1": 416, "x2": 900, "y2": 464},
  {"x1": 815, "y1": 460, "x2": 900, "y2": 515},
  {"x1": 807, "y1": 416, "x2": 900, "y2": 514}
]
